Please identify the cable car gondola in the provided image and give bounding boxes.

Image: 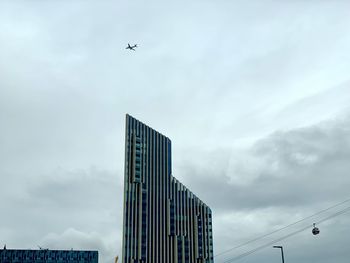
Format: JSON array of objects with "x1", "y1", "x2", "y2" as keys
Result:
[{"x1": 312, "y1": 223, "x2": 320, "y2": 235}]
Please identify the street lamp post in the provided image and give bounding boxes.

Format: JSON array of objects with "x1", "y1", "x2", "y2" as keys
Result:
[{"x1": 273, "y1": 245, "x2": 285, "y2": 263}]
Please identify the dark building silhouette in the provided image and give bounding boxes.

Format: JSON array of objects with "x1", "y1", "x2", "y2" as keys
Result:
[
  {"x1": 0, "y1": 248, "x2": 98, "y2": 263},
  {"x1": 122, "y1": 115, "x2": 214, "y2": 263}
]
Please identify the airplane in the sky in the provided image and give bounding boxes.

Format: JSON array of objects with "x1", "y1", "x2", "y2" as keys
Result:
[{"x1": 126, "y1": 43, "x2": 138, "y2": 51}]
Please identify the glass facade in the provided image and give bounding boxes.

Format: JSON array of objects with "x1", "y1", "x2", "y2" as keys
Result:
[
  {"x1": 0, "y1": 249, "x2": 98, "y2": 263},
  {"x1": 122, "y1": 115, "x2": 214, "y2": 263}
]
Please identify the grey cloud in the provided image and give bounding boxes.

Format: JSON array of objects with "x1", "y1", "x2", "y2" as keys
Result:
[
  {"x1": 179, "y1": 115, "x2": 350, "y2": 212},
  {"x1": 26, "y1": 168, "x2": 121, "y2": 209},
  {"x1": 0, "y1": 168, "x2": 123, "y2": 260},
  {"x1": 176, "y1": 116, "x2": 350, "y2": 263}
]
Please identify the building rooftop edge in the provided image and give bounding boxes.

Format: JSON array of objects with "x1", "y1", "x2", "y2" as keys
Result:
[
  {"x1": 126, "y1": 114, "x2": 212, "y2": 211},
  {"x1": 0, "y1": 249, "x2": 98, "y2": 252},
  {"x1": 171, "y1": 175, "x2": 212, "y2": 210},
  {"x1": 126, "y1": 114, "x2": 171, "y2": 142}
]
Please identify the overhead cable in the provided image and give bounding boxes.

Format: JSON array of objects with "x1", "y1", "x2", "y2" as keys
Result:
[
  {"x1": 220, "y1": 205, "x2": 350, "y2": 263},
  {"x1": 215, "y1": 197, "x2": 350, "y2": 258}
]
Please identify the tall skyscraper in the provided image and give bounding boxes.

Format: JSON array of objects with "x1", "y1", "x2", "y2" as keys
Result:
[{"x1": 122, "y1": 115, "x2": 214, "y2": 263}]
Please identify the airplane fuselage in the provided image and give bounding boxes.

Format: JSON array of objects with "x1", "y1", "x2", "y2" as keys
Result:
[{"x1": 126, "y1": 44, "x2": 137, "y2": 50}]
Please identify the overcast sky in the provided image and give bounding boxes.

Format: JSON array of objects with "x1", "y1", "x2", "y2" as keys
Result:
[{"x1": 1, "y1": 1, "x2": 350, "y2": 262}]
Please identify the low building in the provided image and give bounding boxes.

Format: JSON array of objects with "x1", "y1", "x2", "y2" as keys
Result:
[{"x1": 0, "y1": 248, "x2": 98, "y2": 263}]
